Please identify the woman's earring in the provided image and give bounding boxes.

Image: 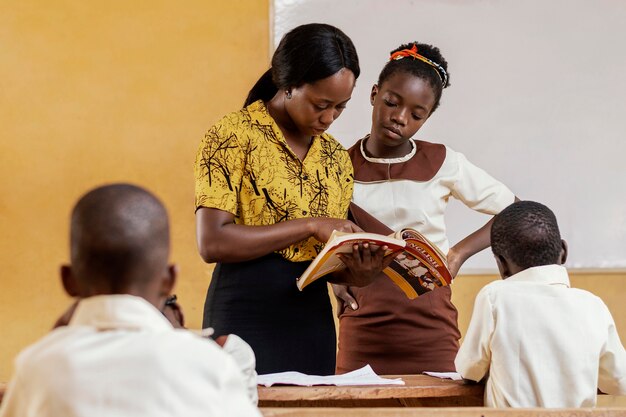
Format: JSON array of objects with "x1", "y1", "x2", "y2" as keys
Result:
[{"x1": 285, "y1": 90, "x2": 292, "y2": 99}]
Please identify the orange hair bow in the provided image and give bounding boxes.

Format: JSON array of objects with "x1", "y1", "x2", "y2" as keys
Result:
[{"x1": 389, "y1": 44, "x2": 448, "y2": 87}]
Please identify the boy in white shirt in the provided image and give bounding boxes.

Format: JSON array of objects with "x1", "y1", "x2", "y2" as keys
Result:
[
  {"x1": 0, "y1": 183, "x2": 261, "y2": 417},
  {"x1": 455, "y1": 200, "x2": 626, "y2": 407},
  {"x1": 162, "y1": 295, "x2": 258, "y2": 404}
]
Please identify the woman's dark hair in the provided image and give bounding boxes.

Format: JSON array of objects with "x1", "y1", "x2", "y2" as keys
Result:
[
  {"x1": 244, "y1": 23, "x2": 360, "y2": 107},
  {"x1": 377, "y1": 42, "x2": 450, "y2": 113}
]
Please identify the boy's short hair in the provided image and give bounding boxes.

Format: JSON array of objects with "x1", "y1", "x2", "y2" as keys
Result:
[
  {"x1": 70, "y1": 183, "x2": 169, "y2": 290},
  {"x1": 491, "y1": 201, "x2": 562, "y2": 269}
]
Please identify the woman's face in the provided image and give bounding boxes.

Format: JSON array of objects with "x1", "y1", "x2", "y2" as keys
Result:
[
  {"x1": 285, "y1": 68, "x2": 356, "y2": 137},
  {"x1": 370, "y1": 71, "x2": 436, "y2": 150}
]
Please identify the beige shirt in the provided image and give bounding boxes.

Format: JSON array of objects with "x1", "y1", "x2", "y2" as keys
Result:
[
  {"x1": 455, "y1": 265, "x2": 626, "y2": 407},
  {"x1": 0, "y1": 295, "x2": 261, "y2": 417},
  {"x1": 339, "y1": 138, "x2": 515, "y2": 375}
]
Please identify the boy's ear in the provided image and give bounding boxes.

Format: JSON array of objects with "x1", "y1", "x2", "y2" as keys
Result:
[
  {"x1": 370, "y1": 84, "x2": 379, "y2": 105},
  {"x1": 559, "y1": 239, "x2": 568, "y2": 265},
  {"x1": 60, "y1": 265, "x2": 80, "y2": 297},
  {"x1": 494, "y1": 254, "x2": 512, "y2": 279},
  {"x1": 159, "y1": 264, "x2": 178, "y2": 297}
]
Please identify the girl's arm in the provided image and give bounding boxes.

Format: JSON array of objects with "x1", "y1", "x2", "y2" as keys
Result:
[
  {"x1": 447, "y1": 217, "x2": 494, "y2": 278},
  {"x1": 447, "y1": 197, "x2": 520, "y2": 277}
]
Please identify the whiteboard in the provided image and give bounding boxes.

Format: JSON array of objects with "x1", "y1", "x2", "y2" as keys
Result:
[{"x1": 272, "y1": 0, "x2": 626, "y2": 272}]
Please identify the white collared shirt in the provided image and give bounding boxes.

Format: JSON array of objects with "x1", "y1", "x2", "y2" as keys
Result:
[
  {"x1": 0, "y1": 295, "x2": 261, "y2": 417},
  {"x1": 455, "y1": 265, "x2": 626, "y2": 407},
  {"x1": 353, "y1": 144, "x2": 515, "y2": 253},
  {"x1": 222, "y1": 334, "x2": 259, "y2": 405}
]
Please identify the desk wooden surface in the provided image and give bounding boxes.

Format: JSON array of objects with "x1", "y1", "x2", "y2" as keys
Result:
[
  {"x1": 258, "y1": 375, "x2": 484, "y2": 407},
  {"x1": 260, "y1": 408, "x2": 626, "y2": 417}
]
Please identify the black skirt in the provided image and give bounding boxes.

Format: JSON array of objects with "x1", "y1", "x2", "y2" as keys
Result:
[{"x1": 203, "y1": 253, "x2": 336, "y2": 375}]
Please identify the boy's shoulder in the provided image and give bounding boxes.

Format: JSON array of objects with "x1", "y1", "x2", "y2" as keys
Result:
[
  {"x1": 10, "y1": 326, "x2": 244, "y2": 404},
  {"x1": 473, "y1": 279, "x2": 507, "y2": 303},
  {"x1": 14, "y1": 326, "x2": 84, "y2": 368},
  {"x1": 162, "y1": 328, "x2": 233, "y2": 358},
  {"x1": 6, "y1": 327, "x2": 257, "y2": 416},
  {"x1": 479, "y1": 269, "x2": 607, "y2": 309},
  {"x1": 14, "y1": 325, "x2": 233, "y2": 371}
]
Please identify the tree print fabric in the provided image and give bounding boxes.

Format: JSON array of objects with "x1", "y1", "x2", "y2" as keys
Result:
[{"x1": 195, "y1": 100, "x2": 353, "y2": 262}]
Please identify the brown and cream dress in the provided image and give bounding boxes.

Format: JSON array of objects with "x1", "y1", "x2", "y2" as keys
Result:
[{"x1": 337, "y1": 136, "x2": 515, "y2": 374}]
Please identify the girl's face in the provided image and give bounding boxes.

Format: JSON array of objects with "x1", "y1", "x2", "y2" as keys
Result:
[
  {"x1": 286, "y1": 68, "x2": 355, "y2": 137},
  {"x1": 370, "y1": 71, "x2": 436, "y2": 154}
]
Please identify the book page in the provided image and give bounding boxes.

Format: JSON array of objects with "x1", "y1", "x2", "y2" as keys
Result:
[{"x1": 257, "y1": 365, "x2": 405, "y2": 387}]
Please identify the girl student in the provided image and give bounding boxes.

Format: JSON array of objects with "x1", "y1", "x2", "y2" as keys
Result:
[
  {"x1": 335, "y1": 42, "x2": 519, "y2": 374},
  {"x1": 194, "y1": 23, "x2": 389, "y2": 375}
]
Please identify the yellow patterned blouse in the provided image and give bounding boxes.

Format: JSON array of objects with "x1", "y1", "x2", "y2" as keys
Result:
[{"x1": 194, "y1": 100, "x2": 354, "y2": 262}]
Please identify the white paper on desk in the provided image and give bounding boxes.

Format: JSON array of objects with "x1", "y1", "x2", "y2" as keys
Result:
[
  {"x1": 257, "y1": 364, "x2": 405, "y2": 387},
  {"x1": 422, "y1": 371, "x2": 463, "y2": 381}
]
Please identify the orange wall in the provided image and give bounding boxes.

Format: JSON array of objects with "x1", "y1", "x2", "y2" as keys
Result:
[{"x1": 0, "y1": 0, "x2": 269, "y2": 380}]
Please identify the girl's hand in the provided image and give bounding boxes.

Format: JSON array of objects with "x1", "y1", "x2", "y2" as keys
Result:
[
  {"x1": 309, "y1": 218, "x2": 362, "y2": 243},
  {"x1": 331, "y1": 284, "x2": 358, "y2": 316}
]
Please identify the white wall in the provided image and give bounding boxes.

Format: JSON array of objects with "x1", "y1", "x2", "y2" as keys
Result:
[{"x1": 273, "y1": 0, "x2": 626, "y2": 272}]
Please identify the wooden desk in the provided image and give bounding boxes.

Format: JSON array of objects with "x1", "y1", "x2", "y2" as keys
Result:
[
  {"x1": 258, "y1": 375, "x2": 484, "y2": 407},
  {"x1": 261, "y1": 407, "x2": 626, "y2": 417}
]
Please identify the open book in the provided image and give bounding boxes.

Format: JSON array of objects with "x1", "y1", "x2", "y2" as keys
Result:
[{"x1": 297, "y1": 227, "x2": 452, "y2": 299}]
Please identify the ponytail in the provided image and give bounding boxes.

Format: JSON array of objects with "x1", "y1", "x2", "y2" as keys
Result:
[
  {"x1": 244, "y1": 69, "x2": 277, "y2": 107},
  {"x1": 244, "y1": 24, "x2": 360, "y2": 108}
]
